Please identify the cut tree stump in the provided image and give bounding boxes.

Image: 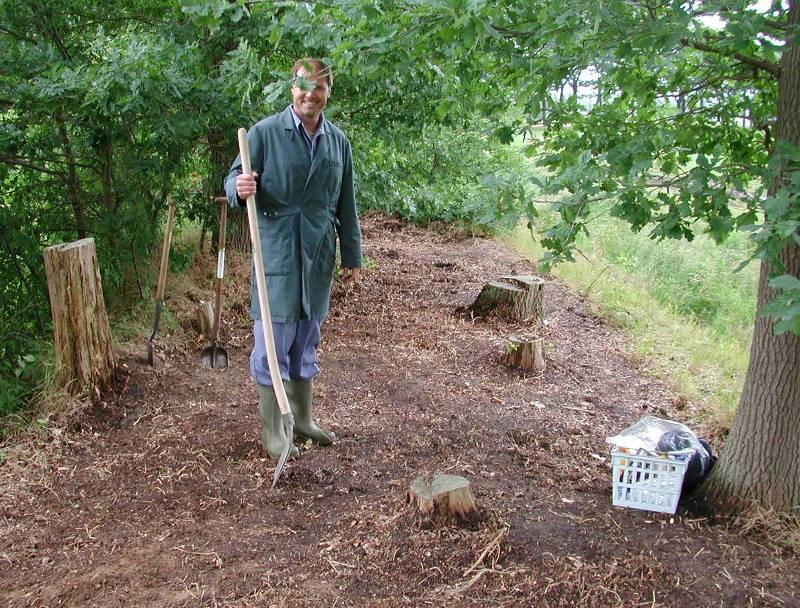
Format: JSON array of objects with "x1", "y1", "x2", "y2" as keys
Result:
[
  {"x1": 502, "y1": 335, "x2": 545, "y2": 373},
  {"x1": 195, "y1": 301, "x2": 214, "y2": 337},
  {"x1": 408, "y1": 474, "x2": 477, "y2": 520},
  {"x1": 43, "y1": 238, "x2": 116, "y2": 395},
  {"x1": 470, "y1": 275, "x2": 544, "y2": 325}
]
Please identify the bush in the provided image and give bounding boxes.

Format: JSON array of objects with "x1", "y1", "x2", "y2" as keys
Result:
[{"x1": 353, "y1": 122, "x2": 530, "y2": 229}]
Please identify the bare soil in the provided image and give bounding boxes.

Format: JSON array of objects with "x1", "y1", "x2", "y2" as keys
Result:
[{"x1": 1, "y1": 212, "x2": 798, "y2": 607}]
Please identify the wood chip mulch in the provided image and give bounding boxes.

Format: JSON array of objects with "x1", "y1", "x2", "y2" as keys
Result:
[{"x1": 1, "y1": 211, "x2": 797, "y2": 607}]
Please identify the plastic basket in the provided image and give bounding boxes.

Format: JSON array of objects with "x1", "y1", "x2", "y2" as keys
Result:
[{"x1": 611, "y1": 450, "x2": 688, "y2": 514}]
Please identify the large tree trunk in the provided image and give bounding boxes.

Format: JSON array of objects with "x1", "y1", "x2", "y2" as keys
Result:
[
  {"x1": 206, "y1": 33, "x2": 249, "y2": 256},
  {"x1": 701, "y1": 3, "x2": 800, "y2": 513},
  {"x1": 209, "y1": 127, "x2": 250, "y2": 255},
  {"x1": 704, "y1": 247, "x2": 800, "y2": 512},
  {"x1": 57, "y1": 117, "x2": 88, "y2": 239}
]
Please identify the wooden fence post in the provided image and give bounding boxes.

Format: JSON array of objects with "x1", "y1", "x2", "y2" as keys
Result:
[{"x1": 43, "y1": 238, "x2": 116, "y2": 395}]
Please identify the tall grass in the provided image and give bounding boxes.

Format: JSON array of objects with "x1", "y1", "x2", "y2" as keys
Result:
[
  {"x1": 502, "y1": 209, "x2": 758, "y2": 423},
  {"x1": 582, "y1": 212, "x2": 758, "y2": 345}
]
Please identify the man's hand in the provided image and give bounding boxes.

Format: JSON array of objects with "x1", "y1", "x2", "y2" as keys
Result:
[
  {"x1": 340, "y1": 267, "x2": 361, "y2": 284},
  {"x1": 236, "y1": 171, "x2": 259, "y2": 200}
]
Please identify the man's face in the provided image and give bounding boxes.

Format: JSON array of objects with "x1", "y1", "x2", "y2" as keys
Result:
[{"x1": 291, "y1": 66, "x2": 330, "y2": 122}]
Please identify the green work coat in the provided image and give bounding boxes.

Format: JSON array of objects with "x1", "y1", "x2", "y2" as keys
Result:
[{"x1": 224, "y1": 106, "x2": 362, "y2": 322}]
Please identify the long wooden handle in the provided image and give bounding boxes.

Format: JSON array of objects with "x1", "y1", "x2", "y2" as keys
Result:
[
  {"x1": 211, "y1": 199, "x2": 227, "y2": 341},
  {"x1": 155, "y1": 198, "x2": 177, "y2": 301},
  {"x1": 238, "y1": 128, "x2": 291, "y2": 416}
]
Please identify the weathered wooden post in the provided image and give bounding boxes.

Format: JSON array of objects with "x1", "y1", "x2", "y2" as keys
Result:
[{"x1": 43, "y1": 238, "x2": 116, "y2": 395}]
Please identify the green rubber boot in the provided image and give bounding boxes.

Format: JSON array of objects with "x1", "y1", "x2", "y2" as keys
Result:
[
  {"x1": 257, "y1": 384, "x2": 300, "y2": 460},
  {"x1": 285, "y1": 379, "x2": 336, "y2": 446}
]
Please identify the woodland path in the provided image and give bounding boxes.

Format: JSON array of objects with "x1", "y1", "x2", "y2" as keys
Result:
[{"x1": 1, "y1": 213, "x2": 797, "y2": 607}]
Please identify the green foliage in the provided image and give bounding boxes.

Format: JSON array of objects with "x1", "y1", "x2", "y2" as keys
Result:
[
  {"x1": 1, "y1": 0, "x2": 798, "y2": 432},
  {"x1": 554, "y1": 204, "x2": 758, "y2": 342},
  {"x1": 361, "y1": 256, "x2": 378, "y2": 272},
  {"x1": 0, "y1": 0, "x2": 284, "y2": 414},
  {"x1": 354, "y1": 122, "x2": 529, "y2": 228},
  {"x1": 0, "y1": 333, "x2": 49, "y2": 416},
  {"x1": 168, "y1": 240, "x2": 196, "y2": 276},
  {"x1": 765, "y1": 274, "x2": 800, "y2": 335},
  {"x1": 256, "y1": 0, "x2": 797, "y2": 337}
]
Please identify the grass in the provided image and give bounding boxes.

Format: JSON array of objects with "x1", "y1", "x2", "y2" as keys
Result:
[
  {"x1": 500, "y1": 212, "x2": 758, "y2": 427},
  {"x1": 580, "y1": 211, "x2": 758, "y2": 345}
]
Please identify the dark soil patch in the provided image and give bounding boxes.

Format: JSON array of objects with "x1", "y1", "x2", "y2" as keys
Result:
[{"x1": 1, "y1": 212, "x2": 797, "y2": 607}]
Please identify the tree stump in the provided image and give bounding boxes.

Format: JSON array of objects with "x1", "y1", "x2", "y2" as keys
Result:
[
  {"x1": 502, "y1": 335, "x2": 545, "y2": 373},
  {"x1": 408, "y1": 474, "x2": 477, "y2": 520},
  {"x1": 43, "y1": 238, "x2": 116, "y2": 395},
  {"x1": 470, "y1": 275, "x2": 544, "y2": 325},
  {"x1": 195, "y1": 301, "x2": 215, "y2": 337}
]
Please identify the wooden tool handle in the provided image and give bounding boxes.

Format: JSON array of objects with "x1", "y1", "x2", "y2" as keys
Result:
[
  {"x1": 238, "y1": 128, "x2": 291, "y2": 416},
  {"x1": 211, "y1": 200, "x2": 227, "y2": 341},
  {"x1": 155, "y1": 198, "x2": 177, "y2": 302}
]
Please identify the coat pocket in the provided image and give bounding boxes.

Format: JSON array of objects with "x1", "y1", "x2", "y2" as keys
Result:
[
  {"x1": 318, "y1": 158, "x2": 343, "y2": 200},
  {"x1": 258, "y1": 218, "x2": 294, "y2": 275},
  {"x1": 315, "y1": 221, "x2": 337, "y2": 277}
]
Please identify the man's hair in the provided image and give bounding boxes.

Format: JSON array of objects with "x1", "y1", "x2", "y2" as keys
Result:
[{"x1": 291, "y1": 58, "x2": 333, "y2": 88}]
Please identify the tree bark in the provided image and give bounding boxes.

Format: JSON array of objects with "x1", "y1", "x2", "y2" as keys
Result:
[
  {"x1": 57, "y1": 117, "x2": 88, "y2": 239},
  {"x1": 542, "y1": 95, "x2": 549, "y2": 127},
  {"x1": 43, "y1": 238, "x2": 117, "y2": 395},
  {"x1": 206, "y1": 37, "x2": 249, "y2": 256},
  {"x1": 99, "y1": 134, "x2": 114, "y2": 213},
  {"x1": 501, "y1": 335, "x2": 545, "y2": 373},
  {"x1": 207, "y1": 128, "x2": 242, "y2": 254},
  {"x1": 701, "y1": 2, "x2": 800, "y2": 513}
]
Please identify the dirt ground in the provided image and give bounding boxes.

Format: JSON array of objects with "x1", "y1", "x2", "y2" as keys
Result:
[{"x1": 1, "y1": 212, "x2": 798, "y2": 607}]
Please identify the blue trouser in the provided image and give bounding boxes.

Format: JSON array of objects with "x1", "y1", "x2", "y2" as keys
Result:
[{"x1": 250, "y1": 320, "x2": 322, "y2": 386}]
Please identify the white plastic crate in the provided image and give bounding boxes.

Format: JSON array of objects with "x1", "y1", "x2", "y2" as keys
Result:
[{"x1": 611, "y1": 450, "x2": 689, "y2": 514}]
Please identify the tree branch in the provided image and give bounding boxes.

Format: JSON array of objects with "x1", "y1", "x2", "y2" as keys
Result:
[
  {"x1": 680, "y1": 37, "x2": 781, "y2": 78},
  {"x1": 0, "y1": 25, "x2": 38, "y2": 44},
  {"x1": 0, "y1": 155, "x2": 68, "y2": 177}
]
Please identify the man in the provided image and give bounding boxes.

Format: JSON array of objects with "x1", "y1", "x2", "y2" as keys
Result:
[{"x1": 224, "y1": 58, "x2": 362, "y2": 460}]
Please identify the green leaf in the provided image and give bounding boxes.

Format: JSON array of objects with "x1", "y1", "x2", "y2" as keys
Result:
[
  {"x1": 263, "y1": 81, "x2": 286, "y2": 104},
  {"x1": 769, "y1": 274, "x2": 800, "y2": 291},
  {"x1": 494, "y1": 125, "x2": 515, "y2": 144},
  {"x1": 292, "y1": 76, "x2": 317, "y2": 93}
]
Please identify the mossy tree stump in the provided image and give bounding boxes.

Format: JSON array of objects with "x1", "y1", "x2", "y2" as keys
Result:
[
  {"x1": 502, "y1": 335, "x2": 545, "y2": 373},
  {"x1": 43, "y1": 238, "x2": 116, "y2": 395},
  {"x1": 408, "y1": 474, "x2": 476, "y2": 520},
  {"x1": 470, "y1": 275, "x2": 544, "y2": 325}
]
